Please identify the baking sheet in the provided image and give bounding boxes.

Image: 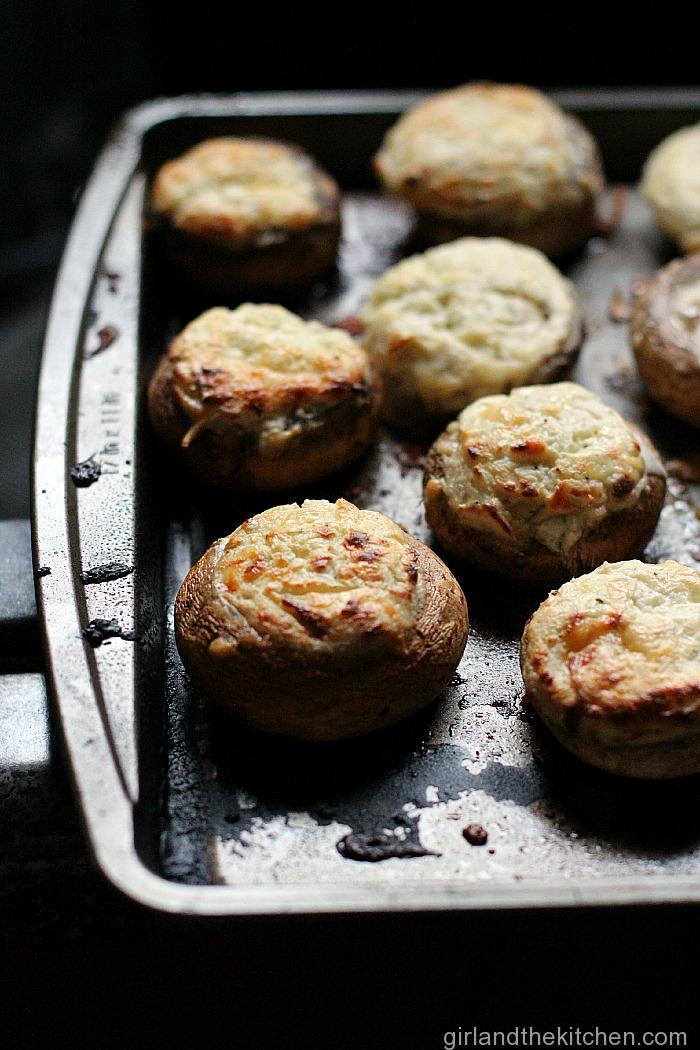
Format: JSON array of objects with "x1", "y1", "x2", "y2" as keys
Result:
[
  {"x1": 156, "y1": 189, "x2": 700, "y2": 889},
  {"x1": 33, "y1": 92, "x2": 700, "y2": 913}
]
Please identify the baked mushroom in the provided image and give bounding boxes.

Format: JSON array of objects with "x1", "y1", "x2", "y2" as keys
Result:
[
  {"x1": 175, "y1": 499, "x2": 470, "y2": 741},
  {"x1": 150, "y1": 137, "x2": 341, "y2": 295},
  {"x1": 640, "y1": 123, "x2": 700, "y2": 254},
  {"x1": 361, "y1": 237, "x2": 582, "y2": 432},
  {"x1": 521, "y1": 560, "x2": 700, "y2": 778},
  {"x1": 630, "y1": 254, "x2": 700, "y2": 427},
  {"x1": 374, "y1": 82, "x2": 604, "y2": 256},
  {"x1": 423, "y1": 383, "x2": 666, "y2": 585},
  {"x1": 147, "y1": 303, "x2": 380, "y2": 491}
]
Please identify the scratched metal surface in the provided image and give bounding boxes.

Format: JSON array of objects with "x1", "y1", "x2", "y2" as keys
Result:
[{"x1": 148, "y1": 187, "x2": 700, "y2": 890}]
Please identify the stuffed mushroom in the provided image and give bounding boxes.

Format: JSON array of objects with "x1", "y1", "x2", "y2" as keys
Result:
[{"x1": 175, "y1": 499, "x2": 470, "y2": 741}]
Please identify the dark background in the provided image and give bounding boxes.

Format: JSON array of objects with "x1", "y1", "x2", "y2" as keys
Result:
[
  {"x1": 3, "y1": 5, "x2": 700, "y2": 1046},
  {"x1": 2, "y1": 3, "x2": 699, "y2": 519}
]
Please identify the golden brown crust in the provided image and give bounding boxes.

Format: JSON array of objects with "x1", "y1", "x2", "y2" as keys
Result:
[
  {"x1": 150, "y1": 137, "x2": 341, "y2": 294},
  {"x1": 426, "y1": 467, "x2": 665, "y2": 586},
  {"x1": 374, "y1": 84, "x2": 604, "y2": 257},
  {"x1": 631, "y1": 255, "x2": 700, "y2": 428},
  {"x1": 174, "y1": 499, "x2": 470, "y2": 741},
  {"x1": 423, "y1": 385, "x2": 666, "y2": 585},
  {"x1": 147, "y1": 305, "x2": 380, "y2": 491},
  {"x1": 520, "y1": 560, "x2": 700, "y2": 778}
]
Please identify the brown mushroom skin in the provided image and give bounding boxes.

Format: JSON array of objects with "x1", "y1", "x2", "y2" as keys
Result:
[
  {"x1": 148, "y1": 354, "x2": 380, "y2": 491},
  {"x1": 175, "y1": 534, "x2": 469, "y2": 742},
  {"x1": 521, "y1": 683, "x2": 700, "y2": 780},
  {"x1": 631, "y1": 255, "x2": 700, "y2": 428},
  {"x1": 424, "y1": 425, "x2": 666, "y2": 587},
  {"x1": 154, "y1": 214, "x2": 341, "y2": 298}
]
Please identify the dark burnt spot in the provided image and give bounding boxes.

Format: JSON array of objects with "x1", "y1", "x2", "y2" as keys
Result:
[
  {"x1": 344, "y1": 531, "x2": 369, "y2": 549},
  {"x1": 462, "y1": 823, "x2": 488, "y2": 846},
  {"x1": 405, "y1": 551, "x2": 419, "y2": 583},
  {"x1": 355, "y1": 549, "x2": 381, "y2": 563},
  {"x1": 82, "y1": 618, "x2": 136, "y2": 648},
  {"x1": 337, "y1": 814, "x2": 437, "y2": 863},
  {"x1": 245, "y1": 391, "x2": 267, "y2": 415},
  {"x1": 519, "y1": 480, "x2": 538, "y2": 498},
  {"x1": 340, "y1": 599, "x2": 375, "y2": 623},
  {"x1": 35, "y1": 565, "x2": 51, "y2": 578},
  {"x1": 70, "y1": 456, "x2": 102, "y2": 488},
  {"x1": 79, "y1": 561, "x2": 133, "y2": 585},
  {"x1": 280, "y1": 599, "x2": 328, "y2": 639},
  {"x1": 482, "y1": 504, "x2": 513, "y2": 534},
  {"x1": 531, "y1": 654, "x2": 553, "y2": 687},
  {"x1": 337, "y1": 830, "x2": 433, "y2": 862},
  {"x1": 198, "y1": 367, "x2": 231, "y2": 402},
  {"x1": 612, "y1": 475, "x2": 636, "y2": 498},
  {"x1": 84, "y1": 324, "x2": 119, "y2": 359}
]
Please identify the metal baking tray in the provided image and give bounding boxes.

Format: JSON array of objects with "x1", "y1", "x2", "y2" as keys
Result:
[{"x1": 33, "y1": 90, "x2": 700, "y2": 915}]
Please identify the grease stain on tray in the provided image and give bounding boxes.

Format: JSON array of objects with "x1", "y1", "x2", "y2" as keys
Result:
[
  {"x1": 70, "y1": 456, "x2": 102, "y2": 488},
  {"x1": 79, "y1": 561, "x2": 133, "y2": 585}
]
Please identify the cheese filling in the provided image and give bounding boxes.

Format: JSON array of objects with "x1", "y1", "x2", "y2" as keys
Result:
[
  {"x1": 167, "y1": 304, "x2": 369, "y2": 445},
  {"x1": 362, "y1": 238, "x2": 578, "y2": 415},
  {"x1": 153, "y1": 138, "x2": 326, "y2": 246},
  {"x1": 434, "y1": 383, "x2": 648, "y2": 553},
  {"x1": 215, "y1": 500, "x2": 420, "y2": 646}
]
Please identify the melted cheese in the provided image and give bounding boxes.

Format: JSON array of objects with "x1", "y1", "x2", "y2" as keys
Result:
[
  {"x1": 214, "y1": 500, "x2": 419, "y2": 646},
  {"x1": 523, "y1": 560, "x2": 700, "y2": 717},
  {"x1": 375, "y1": 83, "x2": 593, "y2": 223},
  {"x1": 168, "y1": 304, "x2": 369, "y2": 435},
  {"x1": 362, "y1": 238, "x2": 578, "y2": 416},
  {"x1": 430, "y1": 383, "x2": 646, "y2": 553},
  {"x1": 152, "y1": 138, "x2": 327, "y2": 246}
]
